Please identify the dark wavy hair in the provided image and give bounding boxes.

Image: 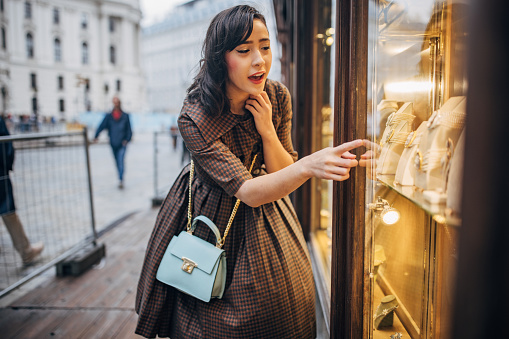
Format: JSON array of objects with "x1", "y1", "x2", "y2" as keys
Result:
[{"x1": 186, "y1": 5, "x2": 267, "y2": 116}]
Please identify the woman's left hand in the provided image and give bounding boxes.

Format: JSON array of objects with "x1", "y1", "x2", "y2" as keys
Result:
[{"x1": 245, "y1": 92, "x2": 275, "y2": 139}]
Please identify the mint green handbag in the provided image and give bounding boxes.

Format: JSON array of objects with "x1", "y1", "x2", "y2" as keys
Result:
[
  {"x1": 156, "y1": 215, "x2": 227, "y2": 302},
  {"x1": 156, "y1": 156, "x2": 257, "y2": 302}
]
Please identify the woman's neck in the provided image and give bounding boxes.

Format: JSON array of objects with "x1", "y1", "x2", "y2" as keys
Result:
[{"x1": 228, "y1": 91, "x2": 249, "y2": 115}]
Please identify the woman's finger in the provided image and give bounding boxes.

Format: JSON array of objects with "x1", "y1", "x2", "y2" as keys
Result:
[
  {"x1": 341, "y1": 151, "x2": 357, "y2": 159},
  {"x1": 360, "y1": 150, "x2": 374, "y2": 159},
  {"x1": 248, "y1": 94, "x2": 264, "y2": 105},
  {"x1": 334, "y1": 139, "x2": 363, "y2": 155},
  {"x1": 245, "y1": 99, "x2": 262, "y2": 112},
  {"x1": 323, "y1": 166, "x2": 351, "y2": 181},
  {"x1": 260, "y1": 91, "x2": 270, "y2": 104}
]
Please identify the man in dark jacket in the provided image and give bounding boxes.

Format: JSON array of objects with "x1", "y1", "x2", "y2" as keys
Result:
[
  {"x1": 93, "y1": 96, "x2": 133, "y2": 189},
  {"x1": 0, "y1": 116, "x2": 44, "y2": 264}
]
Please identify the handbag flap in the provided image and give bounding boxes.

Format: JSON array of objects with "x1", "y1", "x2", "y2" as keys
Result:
[{"x1": 169, "y1": 231, "x2": 224, "y2": 275}]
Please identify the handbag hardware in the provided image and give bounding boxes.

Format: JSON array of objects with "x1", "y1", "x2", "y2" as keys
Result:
[
  {"x1": 156, "y1": 151, "x2": 258, "y2": 302},
  {"x1": 182, "y1": 257, "x2": 197, "y2": 273}
]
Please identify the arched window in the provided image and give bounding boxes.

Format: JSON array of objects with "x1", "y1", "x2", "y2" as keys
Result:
[
  {"x1": 110, "y1": 45, "x2": 116, "y2": 64},
  {"x1": 1, "y1": 87, "x2": 6, "y2": 112},
  {"x1": 24, "y1": 1, "x2": 31, "y2": 19},
  {"x1": 26, "y1": 32, "x2": 34, "y2": 58},
  {"x1": 58, "y1": 75, "x2": 64, "y2": 90},
  {"x1": 81, "y1": 42, "x2": 88, "y2": 64},
  {"x1": 30, "y1": 73, "x2": 36, "y2": 90},
  {"x1": 53, "y1": 8, "x2": 60, "y2": 25},
  {"x1": 31, "y1": 96, "x2": 37, "y2": 115},
  {"x1": 54, "y1": 38, "x2": 61, "y2": 62},
  {"x1": 81, "y1": 13, "x2": 88, "y2": 29},
  {"x1": 109, "y1": 17, "x2": 115, "y2": 32},
  {"x1": 1, "y1": 27, "x2": 6, "y2": 50}
]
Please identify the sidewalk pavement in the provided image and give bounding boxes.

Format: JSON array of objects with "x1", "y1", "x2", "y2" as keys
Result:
[{"x1": 89, "y1": 130, "x2": 186, "y2": 230}]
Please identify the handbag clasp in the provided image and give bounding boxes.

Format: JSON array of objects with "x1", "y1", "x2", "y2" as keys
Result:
[{"x1": 181, "y1": 257, "x2": 197, "y2": 274}]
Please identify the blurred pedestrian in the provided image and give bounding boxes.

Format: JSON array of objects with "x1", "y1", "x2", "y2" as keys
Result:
[
  {"x1": 135, "y1": 5, "x2": 361, "y2": 338},
  {"x1": 0, "y1": 116, "x2": 44, "y2": 265},
  {"x1": 170, "y1": 125, "x2": 178, "y2": 151},
  {"x1": 93, "y1": 96, "x2": 132, "y2": 189}
]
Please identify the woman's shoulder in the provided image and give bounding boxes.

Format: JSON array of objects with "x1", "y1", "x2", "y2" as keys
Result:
[
  {"x1": 179, "y1": 98, "x2": 211, "y2": 126},
  {"x1": 178, "y1": 98, "x2": 238, "y2": 144},
  {"x1": 179, "y1": 98, "x2": 206, "y2": 118}
]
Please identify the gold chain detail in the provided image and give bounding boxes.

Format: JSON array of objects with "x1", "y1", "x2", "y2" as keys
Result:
[
  {"x1": 187, "y1": 153, "x2": 258, "y2": 248},
  {"x1": 220, "y1": 154, "x2": 258, "y2": 247},
  {"x1": 187, "y1": 160, "x2": 195, "y2": 232}
]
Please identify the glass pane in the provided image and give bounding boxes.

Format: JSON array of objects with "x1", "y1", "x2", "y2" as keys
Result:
[
  {"x1": 311, "y1": 0, "x2": 335, "y2": 297},
  {"x1": 366, "y1": 1, "x2": 468, "y2": 338}
]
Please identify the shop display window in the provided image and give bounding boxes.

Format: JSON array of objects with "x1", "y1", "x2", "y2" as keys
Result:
[{"x1": 365, "y1": 0, "x2": 468, "y2": 338}]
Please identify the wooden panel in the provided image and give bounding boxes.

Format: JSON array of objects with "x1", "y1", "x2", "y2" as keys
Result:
[
  {"x1": 75, "y1": 310, "x2": 135, "y2": 339},
  {"x1": 0, "y1": 308, "x2": 39, "y2": 338},
  {"x1": 112, "y1": 312, "x2": 140, "y2": 339},
  {"x1": 435, "y1": 224, "x2": 458, "y2": 339},
  {"x1": 49, "y1": 309, "x2": 103, "y2": 337},
  {"x1": 331, "y1": 0, "x2": 368, "y2": 338},
  {"x1": 3, "y1": 309, "x2": 73, "y2": 338}
]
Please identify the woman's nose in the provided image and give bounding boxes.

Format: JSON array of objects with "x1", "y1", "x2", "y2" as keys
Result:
[{"x1": 252, "y1": 50, "x2": 265, "y2": 66}]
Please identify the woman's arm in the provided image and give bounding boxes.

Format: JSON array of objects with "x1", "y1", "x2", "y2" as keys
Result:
[{"x1": 235, "y1": 139, "x2": 363, "y2": 207}]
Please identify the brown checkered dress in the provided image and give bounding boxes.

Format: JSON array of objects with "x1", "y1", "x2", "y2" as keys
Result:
[{"x1": 135, "y1": 79, "x2": 316, "y2": 338}]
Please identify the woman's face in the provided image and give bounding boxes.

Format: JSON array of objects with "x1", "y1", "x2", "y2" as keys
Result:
[{"x1": 225, "y1": 19, "x2": 272, "y2": 101}]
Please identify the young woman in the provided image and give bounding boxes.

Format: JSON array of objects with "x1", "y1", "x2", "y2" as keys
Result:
[{"x1": 135, "y1": 5, "x2": 362, "y2": 338}]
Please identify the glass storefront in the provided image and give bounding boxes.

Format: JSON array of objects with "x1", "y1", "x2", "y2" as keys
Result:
[
  {"x1": 365, "y1": 1, "x2": 468, "y2": 337},
  {"x1": 274, "y1": 1, "x2": 470, "y2": 337}
]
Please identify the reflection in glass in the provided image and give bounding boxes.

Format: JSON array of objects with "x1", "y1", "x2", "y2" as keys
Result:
[{"x1": 366, "y1": 1, "x2": 468, "y2": 338}]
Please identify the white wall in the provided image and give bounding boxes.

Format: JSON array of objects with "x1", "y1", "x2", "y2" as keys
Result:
[{"x1": 0, "y1": 0, "x2": 144, "y2": 120}]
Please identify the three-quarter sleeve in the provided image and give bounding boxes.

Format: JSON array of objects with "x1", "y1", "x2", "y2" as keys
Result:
[{"x1": 178, "y1": 112, "x2": 252, "y2": 197}]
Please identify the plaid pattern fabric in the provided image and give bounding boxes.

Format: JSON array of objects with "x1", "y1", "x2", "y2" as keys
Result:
[{"x1": 135, "y1": 79, "x2": 316, "y2": 338}]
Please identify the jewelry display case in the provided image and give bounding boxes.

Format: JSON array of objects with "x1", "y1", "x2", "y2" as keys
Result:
[
  {"x1": 273, "y1": 0, "x2": 473, "y2": 337},
  {"x1": 365, "y1": 0, "x2": 468, "y2": 338}
]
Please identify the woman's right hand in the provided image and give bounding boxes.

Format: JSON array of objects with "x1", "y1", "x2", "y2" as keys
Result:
[
  {"x1": 236, "y1": 139, "x2": 364, "y2": 207},
  {"x1": 302, "y1": 139, "x2": 363, "y2": 181}
]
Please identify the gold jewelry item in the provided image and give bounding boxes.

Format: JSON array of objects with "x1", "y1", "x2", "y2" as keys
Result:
[{"x1": 414, "y1": 151, "x2": 423, "y2": 171}]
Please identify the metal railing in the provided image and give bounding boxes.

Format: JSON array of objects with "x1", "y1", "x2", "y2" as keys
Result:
[{"x1": 0, "y1": 129, "x2": 96, "y2": 297}]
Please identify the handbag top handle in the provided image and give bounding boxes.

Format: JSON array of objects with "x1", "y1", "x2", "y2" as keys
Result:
[{"x1": 186, "y1": 153, "x2": 258, "y2": 249}]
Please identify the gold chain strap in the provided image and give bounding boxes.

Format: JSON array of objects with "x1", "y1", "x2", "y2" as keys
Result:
[
  {"x1": 186, "y1": 153, "x2": 258, "y2": 248},
  {"x1": 186, "y1": 161, "x2": 195, "y2": 232}
]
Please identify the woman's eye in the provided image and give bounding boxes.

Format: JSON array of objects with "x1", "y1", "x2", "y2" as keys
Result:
[
  {"x1": 262, "y1": 46, "x2": 271, "y2": 51},
  {"x1": 237, "y1": 49, "x2": 249, "y2": 54}
]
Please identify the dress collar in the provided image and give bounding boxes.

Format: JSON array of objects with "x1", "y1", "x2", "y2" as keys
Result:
[
  {"x1": 183, "y1": 79, "x2": 276, "y2": 144},
  {"x1": 183, "y1": 100, "x2": 241, "y2": 144}
]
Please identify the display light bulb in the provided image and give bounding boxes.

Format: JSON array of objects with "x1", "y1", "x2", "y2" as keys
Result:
[
  {"x1": 369, "y1": 196, "x2": 401, "y2": 226},
  {"x1": 381, "y1": 207, "x2": 400, "y2": 225}
]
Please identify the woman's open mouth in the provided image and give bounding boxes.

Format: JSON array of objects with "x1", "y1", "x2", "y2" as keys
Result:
[{"x1": 248, "y1": 73, "x2": 265, "y2": 84}]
